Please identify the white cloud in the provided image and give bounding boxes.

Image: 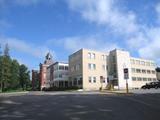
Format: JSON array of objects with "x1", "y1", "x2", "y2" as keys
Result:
[
  {"x1": 0, "y1": 36, "x2": 54, "y2": 59},
  {"x1": 67, "y1": 0, "x2": 139, "y2": 35},
  {"x1": 67, "y1": 0, "x2": 160, "y2": 65},
  {"x1": 48, "y1": 36, "x2": 119, "y2": 53}
]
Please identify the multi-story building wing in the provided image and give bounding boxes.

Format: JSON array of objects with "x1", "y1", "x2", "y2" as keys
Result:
[
  {"x1": 130, "y1": 57, "x2": 157, "y2": 88},
  {"x1": 69, "y1": 49, "x2": 108, "y2": 90},
  {"x1": 53, "y1": 62, "x2": 69, "y2": 88},
  {"x1": 69, "y1": 48, "x2": 157, "y2": 90}
]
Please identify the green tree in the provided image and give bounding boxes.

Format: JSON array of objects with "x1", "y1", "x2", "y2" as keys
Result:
[
  {"x1": 19, "y1": 64, "x2": 30, "y2": 90},
  {"x1": 1, "y1": 44, "x2": 12, "y2": 91},
  {"x1": 0, "y1": 44, "x2": 2, "y2": 92},
  {"x1": 10, "y1": 59, "x2": 20, "y2": 89}
]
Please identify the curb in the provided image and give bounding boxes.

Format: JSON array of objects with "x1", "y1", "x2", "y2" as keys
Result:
[{"x1": 0, "y1": 91, "x2": 29, "y2": 97}]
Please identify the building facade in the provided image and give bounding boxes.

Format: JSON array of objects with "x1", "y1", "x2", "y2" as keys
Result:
[
  {"x1": 31, "y1": 70, "x2": 40, "y2": 90},
  {"x1": 69, "y1": 48, "x2": 157, "y2": 90},
  {"x1": 69, "y1": 49, "x2": 109, "y2": 90},
  {"x1": 39, "y1": 52, "x2": 53, "y2": 90}
]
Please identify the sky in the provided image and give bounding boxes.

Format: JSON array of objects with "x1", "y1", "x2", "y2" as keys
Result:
[{"x1": 0, "y1": 0, "x2": 160, "y2": 70}]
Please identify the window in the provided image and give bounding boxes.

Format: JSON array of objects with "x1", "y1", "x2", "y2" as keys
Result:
[
  {"x1": 91, "y1": 53, "x2": 95, "y2": 59},
  {"x1": 137, "y1": 77, "x2": 142, "y2": 81},
  {"x1": 148, "y1": 78, "x2": 152, "y2": 81},
  {"x1": 151, "y1": 62, "x2": 155, "y2": 66},
  {"x1": 142, "y1": 69, "x2": 146, "y2": 74},
  {"x1": 132, "y1": 77, "x2": 136, "y2": 81},
  {"x1": 153, "y1": 78, "x2": 157, "y2": 81},
  {"x1": 140, "y1": 61, "x2": 145, "y2": 65},
  {"x1": 152, "y1": 70, "x2": 155, "y2": 74},
  {"x1": 65, "y1": 66, "x2": 68, "y2": 70},
  {"x1": 131, "y1": 68, "x2": 135, "y2": 73},
  {"x1": 76, "y1": 64, "x2": 80, "y2": 71},
  {"x1": 136, "y1": 60, "x2": 140, "y2": 65},
  {"x1": 93, "y1": 77, "x2": 96, "y2": 83},
  {"x1": 59, "y1": 65, "x2": 64, "y2": 70},
  {"x1": 59, "y1": 74, "x2": 62, "y2": 78},
  {"x1": 88, "y1": 76, "x2": 92, "y2": 83},
  {"x1": 147, "y1": 70, "x2": 151, "y2": 74},
  {"x1": 136, "y1": 69, "x2": 141, "y2": 73},
  {"x1": 102, "y1": 65, "x2": 107, "y2": 70},
  {"x1": 102, "y1": 55, "x2": 107, "y2": 60},
  {"x1": 88, "y1": 53, "x2": 91, "y2": 59},
  {"x1": 143, "y1": 78, "x2": 147, "y2": 81},
  {"x1": 88, "y1": 63, "x2": 96, "y2": 70},
  {"x1": 93, "y1": 64, "x2": 96, "y2": 70},
  {"x1": 146, "y1": 62, "x2": 150, "y2": 66},
  {"x1": 88, "y1": 63, "x2": 92, "y2": 70},
  {"x1": 88, "y1": 52, "x2": 95, "y2": 59}
]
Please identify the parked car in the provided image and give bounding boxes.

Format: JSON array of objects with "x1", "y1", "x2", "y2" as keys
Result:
[{"x1": 141, "y1": 81, "x2": 160, "y2": 89}]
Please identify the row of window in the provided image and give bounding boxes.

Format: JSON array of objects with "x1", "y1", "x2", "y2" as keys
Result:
[
  {"x1": 131, "y1": 59, "x2": 155, "y2": 66},
  {"x1": 88, "y1": 76, "x2": 106, "y2": 83},
  {"x1": 54, "y1": 73, "x2": 68, "y2": 79},
  {"x1": 88, "y1": 52, "x2": 107, "y2": 60},
  {"x1": 131, "y1": 68, "x2": 156, "y2": 74},
  {"x1": 54, "y1": 65, "x2": 68, "y2": 71},
  {"x1": 132, "y1": 77, "x2": 157, "y2": 81},
  {"x1": 88, "y1": 76, "x2": 96, "y2": 83},
  {"x1": 71, "y1": 64, "x2": 81, "y2": 72}
]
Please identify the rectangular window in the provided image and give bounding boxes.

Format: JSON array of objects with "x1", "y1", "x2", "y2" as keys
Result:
[
  {"x1": 148, "y1": 78, "x2": 152, "y2": 81},
  {"x1": 65, "y1": 66, "x2": 68, "y2": 70},
  {"x1": 88, "y1": 63, "x2": 92, "y2": 70},
  {"x1": 146, "y1": 62, "x2": 150, "y2": 66},
  {"x1": 91, "y1": 53, "x2": 95, "y2": 59},
  {"x1": 59, "y1": 65, "x2": 64, "y2": 70},
  {"x1": 88, "y1": 53, "x2": 91, "y2": 59},
  {"x1": 131, "y1": 68, "x2": 135, "y2": 73},
  {"x1": 136, "y1": 60, "x2": 140, "y2": 65},
  {"x1": 137, "y1": 77, "x2": 142, "y2": 81},
  {"x1": 147, "y1": 70, "x2": 151, "y2": 74},
  {"x1": 152, "y1": 70, "x2": 155, "y2": 74},
  {"x1": 88, "y1": 76, "x2": 92, "y2": 83},
  {"x1": 93, "y1": 77, "x2": 96, "y2": 83},
  {"x1": 143, "y1": 78, "x2": 147, "y2": 81},
  {"x1": 150, "y1": 62, "x2": 155, "y2": 66},
  {"x1": 132, "y1": 77, "x2": 136, "y2": 81},
  {"x1": 93, "y1": 64, "x2": 96, "y2": 70},
  {"x1": 140, "y1": 61, "x2": 145, "y2": 65},
  {"x1": 102, "y1": 65, "x2": 105, "y2": 70},
  {"x1": 142, "y1": 69, "x2": 146, "y2": 74},
  {"x1": 136, "y1": 69, "x2": 141, "y2": 73}
]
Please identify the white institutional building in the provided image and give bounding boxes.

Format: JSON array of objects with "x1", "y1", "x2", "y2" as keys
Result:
[{"x1": 69, "y1": 48, "x2": 157, "y2": 90}]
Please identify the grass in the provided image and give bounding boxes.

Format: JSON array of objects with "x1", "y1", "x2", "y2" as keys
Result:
[{"x1": 0, "y1": 88, "x2": 30, "y2": 93}]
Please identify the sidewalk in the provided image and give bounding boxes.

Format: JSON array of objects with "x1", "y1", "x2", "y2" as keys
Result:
[{"x1": 0, "y1": 91, "x2": 29, "y2": 97}]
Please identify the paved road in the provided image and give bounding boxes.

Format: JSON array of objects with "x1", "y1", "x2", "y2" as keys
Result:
[{"x1": 0, "y1": 92, "x2": 160, "y2": 120}]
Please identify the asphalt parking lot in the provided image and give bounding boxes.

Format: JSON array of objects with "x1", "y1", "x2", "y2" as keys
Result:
[
  {"x1": 130, "y1": 88, "x2": 160, "y2": 94},
  {"x1": 0, "y1": 91, "x2": 160, "y2": 120}
]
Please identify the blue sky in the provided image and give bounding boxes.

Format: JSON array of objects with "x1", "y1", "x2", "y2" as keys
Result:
[{"x1": 0, "y1": 0, "x2": 160, "y2": 70}]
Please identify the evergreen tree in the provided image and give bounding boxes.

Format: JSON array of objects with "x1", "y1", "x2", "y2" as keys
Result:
[
  {"x1": 1, "y1": 43, "x2": 12, "y2": 91},
  {"x1": 4, "y1": 43, "x2": 9, "y2": 57},
  {"x1": 0, "y1": 44, "x2": 2, "y2": 92},
  {"x1": 10, "y1": 59, "x2": 20, "y2": 89},
  {"x1": 19, "y1": 64, "x2": 30, "y2": 90}
]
